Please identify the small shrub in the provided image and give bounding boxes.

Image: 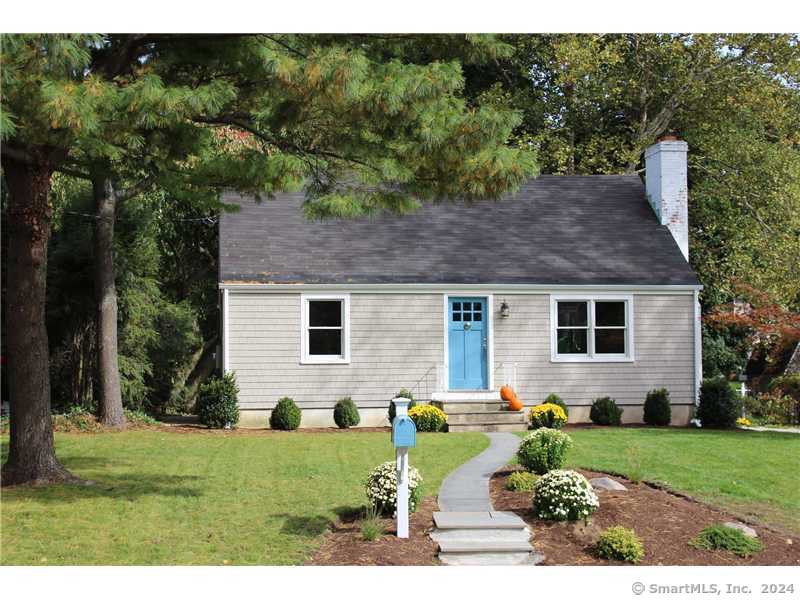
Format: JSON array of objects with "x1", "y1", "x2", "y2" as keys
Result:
[
  {"x1": 736, "y1": 416, "x2": 752, "y2": 427},
  {"x1": 123, "y1": 409, "x2": 159, "y2": 427},
  {"x1": 690, "y1": 524, "x2": 764, "y2": 557},
  {"x1": 270, "y1": 397, "x2": 302, "y2": 430},
  {"x1": 698, "y1": 378, "x2": 741, "y2": 428},
  {"x1": 333, "y1": 397, "x2": 360, "y2": 429},
  {"x1": 595, "y1": 526, "x2": 645, "y2": 563},
  {"x1": 506, "y1": 471, "x2": 538, "y2": 492},
  {"x1": 52, "y1": 406, "x2": 101, "y2": 432},
  {"x1": 643, "y1": 388, "x2": 671, "y2": 426},
  {"x1": 360, "y1": 505, "x2": 383, "y2": 541},
  {"x1": 407, "y1": 404, "x2": 447, "y2": 432},
  {"x1": 517, "y1": 428, "x2": 572, "y2": 474},
  {"x1": 196, "y1": 373, "x2": 240, "y2": 429},
  {"x1": 365, "y1": 461, "x2": 423, "y2": 516},
  {"x1": 528, "y1": 403, "x2": 568, "y2": 429},
  {"x1": 388, "y1": 388, "x2": 417, "y2": 423},
  {"x1": 766, "y1": 374, "x2": 800, "y2": 424},
  {"x1": 544, "y1": 393, "x2": 569, "y2": 417},
  {"x1": 590, "y1": 397, "x2": 623, "y2": 426},
  {"x1": 745, "y1": 391, "x2": 797, "y2": 426},
  {"x1": 533, "y1": 469, "x2": 599, "y2": 521}
]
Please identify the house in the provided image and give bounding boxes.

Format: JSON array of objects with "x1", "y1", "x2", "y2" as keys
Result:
[{"x1": 218, "y1": 137, "x2": 702, "y2": 428}]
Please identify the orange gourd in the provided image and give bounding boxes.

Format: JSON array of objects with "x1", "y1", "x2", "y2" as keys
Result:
[{"x1": 501, "y1": 385, "x2": 523, "y2": 411}]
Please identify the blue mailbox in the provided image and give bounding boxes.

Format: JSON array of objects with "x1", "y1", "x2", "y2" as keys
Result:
[{"x1": 392, "y1": 416, "x2": 417, "y2": 448}]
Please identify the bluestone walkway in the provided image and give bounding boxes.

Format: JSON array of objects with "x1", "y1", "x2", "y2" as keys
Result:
[{"x1": 438, "y1": 432, "x2": 521, "y2": 511}]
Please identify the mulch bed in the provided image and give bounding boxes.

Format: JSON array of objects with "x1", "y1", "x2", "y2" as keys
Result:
[
  {"x1": 308, "y1": 496, "x2": 440, "y2": 565},
  {"x1": 308, "y1": 469, "x2": 800, "y2": 566},
  {"x1": 491, "y1": 467, "x2": 800, "y2": 566}
]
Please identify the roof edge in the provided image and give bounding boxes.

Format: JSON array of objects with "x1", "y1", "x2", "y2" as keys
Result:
[{"x1": 219, "y1": 282, "x2": 703, "y2": 293}]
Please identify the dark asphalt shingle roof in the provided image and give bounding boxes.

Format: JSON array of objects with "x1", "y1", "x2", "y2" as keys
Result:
[{"x1": 219, "y1": 175, "x2": 700, "y2": 286}]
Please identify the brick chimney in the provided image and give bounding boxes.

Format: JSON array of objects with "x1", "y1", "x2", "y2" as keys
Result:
[{"x1": 645, "y1": 136, "x2": 689, "y2": 260}]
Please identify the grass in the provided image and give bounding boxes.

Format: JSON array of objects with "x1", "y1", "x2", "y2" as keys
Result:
[
  {"x1": 517, "y1": 427, "x2": 800, "y2": 533},
  {"x1": 1, "y1": 429, "x2": 488, "y2": 565}
]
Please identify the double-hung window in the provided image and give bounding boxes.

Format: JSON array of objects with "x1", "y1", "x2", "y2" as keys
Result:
[
  {"x1": 301, "y1": 294, "x2": 350, "y2": 364},
  {"x1": 550, "y1": 295, "x2": 633, "y2": 362}
]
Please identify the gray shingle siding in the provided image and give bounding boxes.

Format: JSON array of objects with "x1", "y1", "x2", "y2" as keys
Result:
[{"x1": 219, "y1": 175, "x2": 700, "y2": 287}]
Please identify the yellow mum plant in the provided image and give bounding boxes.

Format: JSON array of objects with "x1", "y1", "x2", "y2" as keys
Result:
[
  {"x1": 407, "y1": 404, "x2": 448, "y2": 432},
  {"x1": 529, "y1": 402, "x2": 568, "y2": 429}
]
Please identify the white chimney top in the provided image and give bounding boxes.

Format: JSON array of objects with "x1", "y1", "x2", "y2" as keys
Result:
[{"x1": 645, "y1": 137, "x2": 689, "y2": 261}]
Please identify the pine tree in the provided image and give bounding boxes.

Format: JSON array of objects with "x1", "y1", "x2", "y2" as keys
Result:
[{"x1": 1, "y1": 34, "x2": 537, "y2": 485}]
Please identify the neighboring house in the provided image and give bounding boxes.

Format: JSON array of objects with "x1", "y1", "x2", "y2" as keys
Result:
[{"x1": 219, "y1": 137, "x2": 702, "y2": 428}]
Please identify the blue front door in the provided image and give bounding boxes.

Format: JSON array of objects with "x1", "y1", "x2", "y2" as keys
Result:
[{"x1": 448, "y1": 297, "x2": 488, "y2": 390}]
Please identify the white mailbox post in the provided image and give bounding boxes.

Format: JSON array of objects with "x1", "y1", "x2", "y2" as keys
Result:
[{"x1": 391, "y1": 397, "x2": 417, "y2": 539}]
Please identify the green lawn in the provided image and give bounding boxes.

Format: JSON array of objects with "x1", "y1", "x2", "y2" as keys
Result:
[
  {"x1": 1, "y1": 430, "x2": 488, "y2": 565},
  {"x1": 519, "y1": 427, "x2": 800, "y2": 533}
]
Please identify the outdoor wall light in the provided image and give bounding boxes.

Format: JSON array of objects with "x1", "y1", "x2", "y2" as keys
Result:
[{"x1": 500, "y1": 300, "x2": 510, "y2": 318}]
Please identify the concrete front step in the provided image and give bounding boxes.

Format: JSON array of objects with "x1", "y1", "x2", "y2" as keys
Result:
[
  {"x1": 434, "y1": 401, "x2": 509, "y2": 413},
  {"x1": 448, "y1": 411, "x2": 526, "y2": 425},
  {"x1": 449, "y1": 422, "x2": 528, "y2": 432},
  {"x1": 432, "y1": 391, "x2": 501, "y2": 402}
]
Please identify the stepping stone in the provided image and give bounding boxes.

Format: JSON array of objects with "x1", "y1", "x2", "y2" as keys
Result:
[
  {"x1": 433, "y1": 511, "x2": 527, "y2": 530},
  {"x1": 430, "y1": 528, "x2": 531, "y2": 545},
  {"x1": 590, "y1": 476, "x2": 627, "y2": 491},
  {"x1": 439, "y1": 552, "x2": 541, "y2": 566},
  {"x1": 438, "y1": 539, "x2": 534, "y2": 553},
  {"x1": 724, "y1": 522, "x2": 758, "y2": 538}
]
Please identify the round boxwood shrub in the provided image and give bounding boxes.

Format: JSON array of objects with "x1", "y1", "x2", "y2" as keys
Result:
[
  {"x1": 698, "y1": 378, "x2": 742, "y2": 428},
  {"x1": 196, "y1": 372, "x2": 240, "y2": 429},
  {"x1": 270, "y1": 397, "x2": 301, "y2": 430},
  {"x1": 590, "y1": 396, "x2": 623, "y2": 426},
  {"x1": 333, "y1": 397, "x2": 360, "y2": 429},
  {"x1": 595, "y1": 526, "x2": 645, "y2": 563},
  {"x1": 544, "y1": 393, "x2": 569, "y2": 418},
  {"x1": 365, "y1": 461, "x2": 423, "y2": 515},
  {"x1": 407, "y1": 404, "x2": 447, "y2": 432},
  {"x1": 643, "y1": 388, "x2": 671, "y2": 426},
  {"x1": 505, "y1": 471, "x2": 538, "y2": 492},
  {"x1": 533, "y1": 469, "x2": 599, "y2": 521},
  {"x1": 388, "y1": 388, "x2": 417, "y2": 423},
  {"x1": 516, "y1": 428, "x2": 572, "y2": 474},
  {"x1": 529, "y1": 402, "x2": 568, "y2": 429}
]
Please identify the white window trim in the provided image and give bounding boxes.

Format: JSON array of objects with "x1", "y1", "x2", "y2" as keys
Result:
[
  {"x1": 300, "y1": 293, "x2": 351, "y2": 364},
  {"x1": 550, "y1": 294, "x2": 634, "y2": 363}
]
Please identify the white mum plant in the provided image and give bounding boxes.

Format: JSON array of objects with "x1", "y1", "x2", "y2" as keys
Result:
[
  {"x1": 533, "y1": 469, "x2": 599, "y2": 521},
  {"x1": 365, "y1": 461, "x2": 423, "y2": 516}
]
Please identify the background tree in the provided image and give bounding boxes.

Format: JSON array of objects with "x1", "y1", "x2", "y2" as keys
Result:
[
  {"x1": 461, "y1": 33, "x2": 800, "y2": 370},
  {"x1": 1, "y1": 33, "x2": 537, "y2": 485}
]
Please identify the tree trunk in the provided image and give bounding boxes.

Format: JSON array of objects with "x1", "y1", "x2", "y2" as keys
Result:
[
  {"x1": 1, "y1": 157, "x2": 76, "y2": 486},
  {"x1": 92, "y1": 176, "x2": 126, "y2": 428}
]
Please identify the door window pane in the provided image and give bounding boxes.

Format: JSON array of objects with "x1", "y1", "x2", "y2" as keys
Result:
[
  {"x1": 557, "y1": 301, "x2": 588, "y2": 327},
  {"x1": 596, "y1": 301, "x2": 625, "y2": 327},
  {"x1": 557, "y1": 329, "x2": 588, "y2": 354},
  {"x1": 309, "y1": 329, "x2": 342, "y2": 355},
  {"x1": 309, "y1": 300, "x2": 342, "y2": 327}
]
